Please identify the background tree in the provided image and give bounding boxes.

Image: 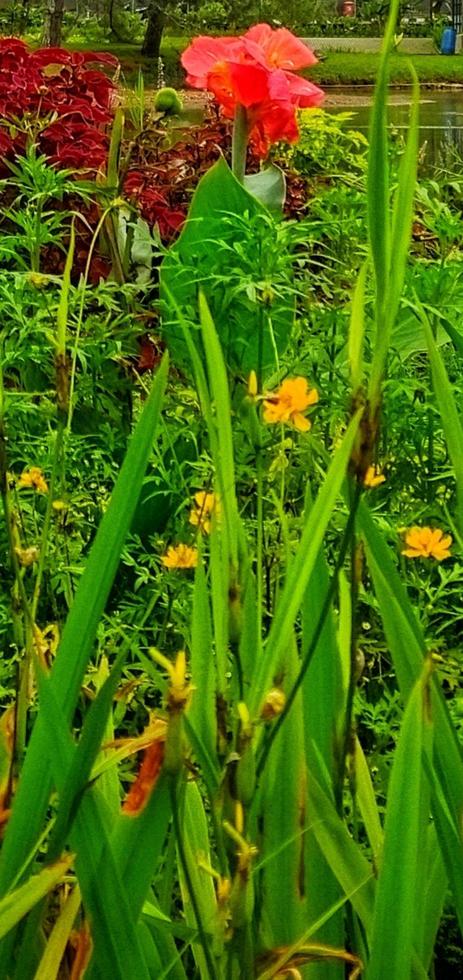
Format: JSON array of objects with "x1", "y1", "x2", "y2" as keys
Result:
[
  {"x1": 142, "y1": 0, "x2": 166, "y2": 59},
  {"x1": 42, "y1": 0, "x2": 65, "y2": 44}
]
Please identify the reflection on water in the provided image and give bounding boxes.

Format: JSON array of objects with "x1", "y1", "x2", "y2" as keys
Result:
[{"x1": 327, "y1": 89, "x2": 463, "y2": 167}]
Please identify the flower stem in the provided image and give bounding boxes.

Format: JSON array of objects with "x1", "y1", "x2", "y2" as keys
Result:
[{"x1": 231, "y1": 104, "x2": 249, "y2": 183}]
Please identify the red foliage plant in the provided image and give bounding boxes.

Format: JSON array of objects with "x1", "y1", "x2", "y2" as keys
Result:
[{"x1": 0, "y1": 37, "x2": 118, "y2": 172}]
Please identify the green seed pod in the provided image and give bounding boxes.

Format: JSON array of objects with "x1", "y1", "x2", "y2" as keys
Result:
[{"x1": 154, "y1": 87, "x2": 183, "y2": 115}]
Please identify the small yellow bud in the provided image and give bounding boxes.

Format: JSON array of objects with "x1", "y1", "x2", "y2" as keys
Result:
[
  {"x1": 247, "y1": 370, "x2": 258, "y2": 399},
  {"x1": 26, "y1": 272, "x2": 52, "y2": 290},
  {"x1": 260, "y1": 688, "x2": 286, "y2": 721}
]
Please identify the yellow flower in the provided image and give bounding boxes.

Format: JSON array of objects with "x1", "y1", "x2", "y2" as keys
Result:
[
  {"x1": 161, "y1": 543, "x2": 198, "y2": 569},
  {"x1": 402, "y1": 526, "x2": 452, "y2": 561},
  {"x1": 363, "y1": 465, "x2": 386, "y2": 489},
  {"x1": 189, "y1": 491, "x2": 220, "y2": 534},
  {"x1": 17, "y1": 467, "x2": 48, "y2": 493},
  {"x1": 263, "y1": 377, "x2": 318, "y2": 432}
]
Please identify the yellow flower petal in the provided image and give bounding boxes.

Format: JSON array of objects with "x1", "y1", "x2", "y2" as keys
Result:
[
  {"x1": 263, "y1": 377, "x2": 318, "y2": 431},
  {"x1": 161, "y1": 544, "x2": 198, "y2": 569},
  {"x1": 402, "y1": 526, "x2": 452, "y2": 560}
]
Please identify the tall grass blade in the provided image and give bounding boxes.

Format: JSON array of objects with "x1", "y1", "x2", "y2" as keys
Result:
[
  {"x1": 259, "y1": 636, "x2": 307, "y2": 947},
  {"x1": 301, "y1": 523, "x2": 345, "y2": 977},
  {"x1": 0, "y1": 355, "x2": 168, "y2": 900},
  {"x1": 33, "y1": 885, "x2": 81, "y2": 980},
  {"x1": 0, "y1": 856, "x2": 73, "y2": 942},
  {"x1": 33, "y1": 670, "x2": 152, "y2": 979},
  {"x1": 360, "y1": 501, "x2": 463, "y2": 932},
  {"x1": 249, "y1": 409, "x2": 362, "y2": 714},
  {"x1": 189, "y1": 556, "x2": 218, "y2": 771},
  {"x1": 308, "y1": 771, "x2": 375, "y2": 933},
  {"x1": 421, "y1": 307, "x2": 463, "y2": 531},
  {"x1": 366, "y1": 662, "x2": 433, "y2": 980}
]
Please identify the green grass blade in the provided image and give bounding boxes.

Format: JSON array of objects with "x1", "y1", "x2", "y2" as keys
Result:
[
  {"x1": 34, "y1": 670, "x2": 152, "y2": 980},
  {"x1": 301, "y1": 521, "x2": 345, "y2": 976},
  {"x1": 0, "y1": 855, "x2": 73, "y2": 942},
  {"x1": 366, "y1": 662, "x2": 433, "y2": 980},
  {"x1": 47, "y1": 647, "x2": 128, "y2": 859},
  {"x1": 308, "y1": 771, "x2": 375, "y2": 933},
  {"x1": 259, "y1": 635, "x2": 307, "y2": 947},
  {"x1": 108, "y1": 775, "x2": 172, "y2": 920},
  {"x1": 198, "y1": 290, "x2": 240, "y2": 570},
  {"x1": 421, "y1": 307, "x2": 463, "y2": 531},
  {"x1": 360, "y1": 501, "x2": 463, "y2": 932},
  {"x1": 249, "y1": 409, "x2": 362, "y2": 715},
  {"x1": 0, "y1": 355, "x2": 168, "y2": 898},
  {"x1": 420, "y1": 823, "x2": 448, "y2": 972},
  {"x1": 366, "y1": 0, "x2": 395, "y2": 307},
  {"x1": 176, "y1": 781, "x2": 219, "y2": 974},
  {"x1": 33, "y1": 885, "x2": 81, "y2": 980},
  {"x1": 188, "y1": 556, "x2": 218, "y2": 771},
  {"x1": 388, "y1": 67, "x2": 419, "y2": 325},
  {"x1": 353, "y1": 736, "x2": 383, "y2": 870},
  {"x1": 348, "y1": 260, "x2": 367, "y2": 393}
]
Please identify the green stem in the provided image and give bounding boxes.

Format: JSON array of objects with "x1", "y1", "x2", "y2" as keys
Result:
[
  {"x1": 336, "y1": 480, "x2": 360, "y2": 812},
  {"x1": 231, "y1": 104, "x2": 249, "y2": 184}
]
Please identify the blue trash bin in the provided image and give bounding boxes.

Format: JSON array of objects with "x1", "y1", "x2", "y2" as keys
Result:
[{"x1": 441, "y1": 27, "x2": 456, "y2": 55}]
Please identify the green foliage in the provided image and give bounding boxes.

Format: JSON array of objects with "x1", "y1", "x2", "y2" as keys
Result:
[
  {"x1": 281, "y1": 108, "x2": 368, "y2": 177},
  {"x1": 1, "y1": 10, "x2": 463, "y2": 979},
  {"x1": 161, "y1": 157, "x2": 297, "y2": 377}
]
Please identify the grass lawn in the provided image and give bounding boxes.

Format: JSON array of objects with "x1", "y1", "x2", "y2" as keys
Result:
[
  {"x1": 309, "y1": 51, "x2": 463, "y2": 85},
  {"x1": 64, "y1": 37, "x2": 463, "y2": 88}
]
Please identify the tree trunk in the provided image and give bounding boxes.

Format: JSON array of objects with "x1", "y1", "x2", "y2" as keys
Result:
[
  {"x1": 141, "y1": 2, "x2": 165, "y2": 59},
  {"x1": 43, "y1": 0, "x2": 65, "y2": 46}
]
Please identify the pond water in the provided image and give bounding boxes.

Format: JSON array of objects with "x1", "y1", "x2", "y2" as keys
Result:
[
  {"x1": 326, "y1": 88, "x2": 463, "y2": 166},
  {"x1": 179, "y1": 88, "x2": 463, "y2": 167}
]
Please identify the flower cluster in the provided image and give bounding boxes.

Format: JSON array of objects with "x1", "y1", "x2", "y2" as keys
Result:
[
  {"x1": 182, "y1": 23, "x2": 324, "y2": 157},
  {"x1": 0, "y1": 38, "x2": 117, "y2": 173}
]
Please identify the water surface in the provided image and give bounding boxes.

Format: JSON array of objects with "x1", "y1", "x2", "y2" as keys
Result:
[{"x1": 326, "y1": 88, "x2": 463, "y2": 164}]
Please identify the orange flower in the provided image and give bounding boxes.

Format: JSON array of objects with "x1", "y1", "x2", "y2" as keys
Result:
[
  {"x1": 161, "y1": 543, "x2": 198, "y2": 569},
  {"x1": 189, "y1": 491, "x2": 221, "y2": 534},
  {"x1": 363, "y1": 466, "x2": 386, "y2": 489},
  {"x1": 17, "y1": 466, "x2": 48, "y2": 493},
  {"x1": 263, "y1": 377, "x2": 318, "y2": 432},
  {"x1": 402, "y1": 526, "x2": 452, "y2": 561}
]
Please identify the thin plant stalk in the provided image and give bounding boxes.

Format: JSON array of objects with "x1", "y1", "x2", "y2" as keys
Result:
[{"x1": 231, "y1": 104, "x2": 249, "y2": 183}]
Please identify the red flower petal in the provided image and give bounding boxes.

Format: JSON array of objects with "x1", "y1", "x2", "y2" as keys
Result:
[{"x1": 244, "y1": 24, "x2": 318, "y2": 70}]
